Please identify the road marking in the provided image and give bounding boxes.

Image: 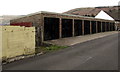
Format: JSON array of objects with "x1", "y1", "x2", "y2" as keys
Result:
[{"x1": 82, "y1": 57, "x2": 93, "y2": 64}]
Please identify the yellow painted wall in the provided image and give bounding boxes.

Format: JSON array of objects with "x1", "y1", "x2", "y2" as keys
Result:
[
  {"x1": 0, "y1": 26, "x2": 35, "y2": 60},
  {"x1": 24, "y1": 27, "x2": 35, "y2": 55}
]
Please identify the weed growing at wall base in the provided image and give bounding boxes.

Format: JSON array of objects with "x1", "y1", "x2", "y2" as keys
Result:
[{"x1": 36, "y1": 45, "x2": 68, "y2": 54}]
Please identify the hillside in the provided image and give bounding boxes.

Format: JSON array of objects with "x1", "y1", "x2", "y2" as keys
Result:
[
  {"x1": 0, "y1": 15, "x2": 24, "y2": 25},
  {"x1": 63, "y1": 6, "x2": 120, "y2": 21}
]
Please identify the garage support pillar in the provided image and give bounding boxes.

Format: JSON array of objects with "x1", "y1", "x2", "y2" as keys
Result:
[
  {"x1": 72, "y1": 19, "x2": 74, "y2": 37},
  {"x1": 82, "y1": 20, "x2": 84, "y2": 35},
  {"x1": 41, "y1": 16, "x2": 44, "y2": 45},
  {"x1": 59, "y1": 18, "x2": 62, "y2": 38},
  {"x1": 90, "y1": 21, "x2": 92, "y2": 34}
]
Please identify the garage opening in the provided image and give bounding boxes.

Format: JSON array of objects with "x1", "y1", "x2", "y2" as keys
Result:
[
  {"x1": 74, "y1": 20, "x2": 82, "y2": 36},
  {"x1": 84, "y1": 20, "x2": 90, "y2": 35},
  {"x1": 44, "y1": 17, "x2": 59, "y2": 41},
  {"x1": 110, "y1": 23, "x2": 112, "y2": 31},
  {"x1": 110, "y1": 23, "x2": 115, "y2": 31},
  {"x1": 62, "y1": 19, "x2": 72, "y2": 38},
  {"x1": 97, "y1": 21, "x2": 101, "y2": 33},
  {"x1": 102, "y1": 22, "x2": 105, "y2": 32},
  {"x1": 91, "y1": 21, "x2": 96, "y2": 34},
  {"x1": 106, "y1": 22, "x2": 109, "y2": 31},
  {"x1": 112, "y1": 23, "x2": 115, "y2": 31},
  {"x1": 105, "y1": 22, "x2": 107, "y2": 32}
]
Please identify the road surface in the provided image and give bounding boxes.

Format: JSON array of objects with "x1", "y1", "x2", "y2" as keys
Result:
[{"x1": 3, "y1": 33, "x2": 119, "y2": 70}]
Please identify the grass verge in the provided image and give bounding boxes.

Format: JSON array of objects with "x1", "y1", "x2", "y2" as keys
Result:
[{"x1": 35, "y1": 44, "x2": 68, "y2": 54}]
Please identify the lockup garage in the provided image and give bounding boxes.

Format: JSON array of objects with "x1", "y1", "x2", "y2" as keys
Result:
[{"x1": 10, "y1": 11, "x2": 115, "y2": 47}]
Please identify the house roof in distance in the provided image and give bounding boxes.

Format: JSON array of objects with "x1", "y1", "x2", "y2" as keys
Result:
[
  {"x1": 95, "y1": 10, "x2": 114, "y2": 20},
  {"x1": 63, "y1": 6, "x2": 119, "y2": 21}
]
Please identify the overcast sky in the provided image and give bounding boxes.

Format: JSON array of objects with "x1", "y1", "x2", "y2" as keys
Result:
[{"x1": 0, "y1": 0, "x2": 120, "y2": 15}]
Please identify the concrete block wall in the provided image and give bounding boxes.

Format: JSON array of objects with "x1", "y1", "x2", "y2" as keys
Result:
[
  {"x1": 11, "y1": 14, "x2": 42, "y2": 46},
  {"x1": 0, "y1": 26, "x2": 35, "y2": 60},
  {"x1": 11, "y1": 14, "x2": 42, "y2": 27}
]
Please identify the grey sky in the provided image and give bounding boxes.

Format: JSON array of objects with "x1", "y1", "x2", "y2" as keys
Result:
[{"x1": 0, "y1": 0, "x2": 120, "y2": 15}]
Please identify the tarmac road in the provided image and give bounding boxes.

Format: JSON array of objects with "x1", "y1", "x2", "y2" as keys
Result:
[{"x1": 3, "y1": 33, "x2": 119, "y2": 70}]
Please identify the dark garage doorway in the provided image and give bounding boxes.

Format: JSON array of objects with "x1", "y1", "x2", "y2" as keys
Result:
[
  {"x1": 62, "y1": 19, "x2": 72, "y2": 38},
  {"x1": 97, "y1": 21, "x2": 101, "y2": 33},
  {"x1": 112, "y1": 23, "x2": 115, "y2": 31},
  {"x1": 44, "y1": 17, "x2": 59, "y2": 41},
  {"x1": 84, "y1": 20, "x2": 90, "y2": 35},
  {"x1": 74, "y1": 20, "x2": 82, "y2": 36},
  {"x1": 110, "y1": 23, "x2": 112, "y2": 31},
  {"x1": 110, "y1": 23, "x2": 115, "y2": 31},
  {"x1": 106, "y1": 22, "x2": 109, "y2": 31},
  {"x1": 105, "y1": 22, "x2": 107, "y2": 32},
  {"x1": 102, "y1": 22, "x2": 105, "y2": 32},
  {"x1": 91, "y1": 21, "x2": 96, "y2": 34}
]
